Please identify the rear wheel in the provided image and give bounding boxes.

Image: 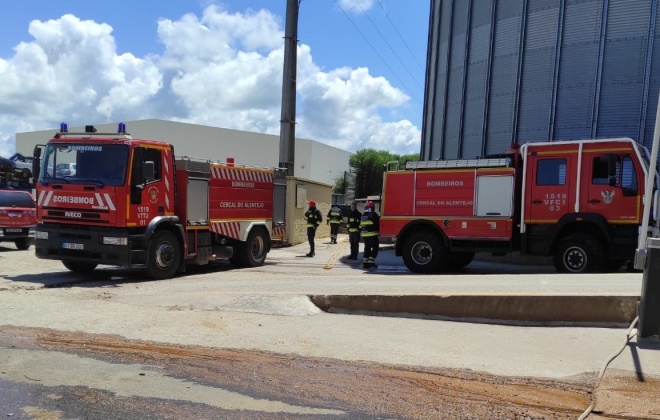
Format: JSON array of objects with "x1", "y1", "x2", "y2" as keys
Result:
[
  {"x1": 62, "y1": 260, "x2": 98, "y2": 273},
  {"x1": 14, "y1": 238, "x2": 30, "y2": 250},
  {"x1": 553, "y1": 234, "x2": 605, "y2": 273},
  {"x1": 402, "y1": 231, "x2": 445, "y2": 273},
  {"x1": 145, "y1": 230, "x2": 181, "y2": 280},
  {"x1": 234, "y1": 228, "x2": 269, "y2": 267}
]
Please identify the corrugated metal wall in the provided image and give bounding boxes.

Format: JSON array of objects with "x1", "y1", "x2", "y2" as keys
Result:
[{"x1": 421, "y1": 0, "x2": 660, "y2": 160}]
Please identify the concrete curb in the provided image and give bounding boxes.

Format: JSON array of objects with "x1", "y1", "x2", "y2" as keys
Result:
[{"x1": 309, "y1": 294, "x2": 639, "y2": 327}]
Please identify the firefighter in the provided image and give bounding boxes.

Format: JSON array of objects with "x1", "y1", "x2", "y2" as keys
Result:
[
  {"x1": 360, "y1": 200, "x2": 380, "y2": 268},
  {"x1": 346, "y1": 202, "x2": 362, "y2": 260},
  {"x1": 327, "y1": 204, "x2": 343, "y2": 244},
  {"x1": 304, "y1": 200, "x2": 322, "y2": 257}
]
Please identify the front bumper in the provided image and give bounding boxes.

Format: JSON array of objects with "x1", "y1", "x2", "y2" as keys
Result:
[
  {"x1": 35, "y1": 224, "x2": 135, "y2": 267},
  {"x1": 0, "y1": 226, "x2": 35, "y2": 240}
]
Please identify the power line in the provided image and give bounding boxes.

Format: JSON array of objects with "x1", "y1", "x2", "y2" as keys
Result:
[
  {"x1": 375, "y1": 0, "x2": 425, "y2": 71},
  {"x1": 332, "y1": 0, "x2": 422, "y2": 105},
  {"x1": 352, "y1": 0, "x2": 424, "y2": 93}
]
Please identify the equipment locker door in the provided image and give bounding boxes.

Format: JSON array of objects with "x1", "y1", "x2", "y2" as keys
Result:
[
  {"x1": 583, "y1": 153, "x2": 640, "y2": 223},
  {"x1": 525, "y1": 153, "x2": 574, "y2": 224}
]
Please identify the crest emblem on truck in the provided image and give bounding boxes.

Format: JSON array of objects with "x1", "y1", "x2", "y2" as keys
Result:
[
  {"x1": 148, "y1": 187, "x2": 159, "y2": 203},
  {"x1": 601, "y1": 190, "x2": 615, "y2": 204}
]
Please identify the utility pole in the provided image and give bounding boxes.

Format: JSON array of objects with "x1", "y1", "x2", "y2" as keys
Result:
[{"x1": 279, "y1": 0, "x2": 300, "y2": 176}]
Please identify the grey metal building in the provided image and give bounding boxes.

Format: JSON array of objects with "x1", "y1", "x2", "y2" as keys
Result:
[{"x1": 422, "y1": 0, "x2": 660, "y2": 160}]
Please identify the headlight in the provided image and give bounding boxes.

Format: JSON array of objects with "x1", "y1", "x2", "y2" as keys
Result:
[
  {"x1": 36, "y1": 231, "x2": 48, "y2": 240},
  {"x1": 103, "y1": 237, "x2": 128, "y2": 246}
]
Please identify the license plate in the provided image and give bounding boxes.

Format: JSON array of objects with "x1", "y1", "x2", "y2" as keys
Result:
[
  {"x1": 62, "y1": 242, "x2": 84, "y2": 250},
  {"x1": 5, "y1": 228, "x2": 23, "y2": 233}
]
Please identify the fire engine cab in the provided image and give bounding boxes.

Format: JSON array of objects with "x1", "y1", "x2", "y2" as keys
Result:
[
  {"x1": 32, "y1": 123, "x2": 286, "y2": 279},
  {"x1": 381, "y1": 138, "x2": 660, "y2": 274}
]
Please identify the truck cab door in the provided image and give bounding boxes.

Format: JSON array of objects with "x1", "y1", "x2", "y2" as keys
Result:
[
  {"x1": 525, "y1": 154, "x2": 573, "y2": 224},
  {"x1": 127, "y1": 146, "x2": 175, "y2": 227},
  {"x1": 584, "y1": 154, "x2": 640, "y2": 223}
]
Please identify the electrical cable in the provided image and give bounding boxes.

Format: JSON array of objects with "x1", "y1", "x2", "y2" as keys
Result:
[
  {"x1": 578, "y1": 316, "x2": 639, "y2": 420},
  {"x1": 333, "y1": 0, "x2": 422, "y2": 105},
  {"x1": 374, "y1": 0, "x2": 425, "y2": 71},
  {"x1": 352, "y1": 0, "x2": 425, "y2": 92}
]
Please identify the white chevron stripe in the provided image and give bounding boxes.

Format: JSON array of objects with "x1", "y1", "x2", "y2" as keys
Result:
[
  {"x1": 165, "y1": 195, "x2": 170, "y2": 210},
  {"x1": 103, "y1": 194, "x2": 116, "y2": 211},
  {"x1": 95, "y1": 193, "x2": 105, "y2": 208}
]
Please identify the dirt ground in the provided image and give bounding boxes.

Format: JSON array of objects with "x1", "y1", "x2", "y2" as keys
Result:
[{"x1": 0, "y1": 326, "x2": 601, "y2": 419}]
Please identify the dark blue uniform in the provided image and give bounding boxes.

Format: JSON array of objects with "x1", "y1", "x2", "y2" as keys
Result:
[
  {"x1": 360, "y1": 207, "x2": 380, "y2": 268},
  {"x1": 304, "y1": 205, "x2": 322, "y2": 257}
]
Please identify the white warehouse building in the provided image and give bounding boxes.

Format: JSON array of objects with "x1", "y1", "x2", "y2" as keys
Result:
[{"x1": 15, "y1": 119, "x2": 352, "y2": 186}]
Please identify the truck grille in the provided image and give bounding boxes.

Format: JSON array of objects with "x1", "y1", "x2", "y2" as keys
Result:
[{"x1": 43, "y1": 208, "x2": 108, "y2": 224}]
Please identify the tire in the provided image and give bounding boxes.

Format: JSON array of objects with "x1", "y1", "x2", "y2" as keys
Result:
[
  {"x1": 446, "y1": 251, "x2": 475, "y2": 270},
  {"x1": 234, "y1": 228, "x2": 269, "y2": 268},
  {"x1": 553, "y1": 234, "x2": 605, "y2": 273},
  {"x1": 62, "y1": 260, "x2": 98, "y2": 273},
  {"x1": 14, "y1": 238, "x2": 30, "y2": 250},
  {"x1": 401, "y1": 231, "x2": 445, "y2": 274},
  {"x1": 145, "y1": 230, "x2": 181, "y2": 280}
]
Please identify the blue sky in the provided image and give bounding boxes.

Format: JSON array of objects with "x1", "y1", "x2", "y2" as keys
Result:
[{"x1": 0, "y1": 0, "x2": 430, "y2": 156}]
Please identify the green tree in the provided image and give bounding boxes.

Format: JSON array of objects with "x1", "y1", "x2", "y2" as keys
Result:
[
  {"x1": 333, "y1": 174, "x2": 348, "y2": 194},
  {"x1": 349, "y1": 149, "x2": 420, "y2": 198}
]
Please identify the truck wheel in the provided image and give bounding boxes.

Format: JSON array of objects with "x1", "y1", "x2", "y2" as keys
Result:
[
  {"x1": 553, "y1": 234, "x2": 605, "y2": 273},
  {"x1": 62, "y1": 260, "x2": 98, "y2": 273},
  {"x1": 447, "y1": 252, "x2": 475, "y2": 270},
  {"x1": 402, "y1": 231, "x2": 445, "y2": 273},
  {"x1": 236, "y1": 228, "x2": 269, "y2": 268},
  {"x1": 145, "y1": 230, "x2": 181, "y2": 280},
  {"x1": 14, "y1": 238, "x2": 30, "y2": 250}
]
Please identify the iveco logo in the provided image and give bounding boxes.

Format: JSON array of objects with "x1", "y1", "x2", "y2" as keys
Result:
[{"x1": 65, "y1": 211, "x2": 82, "y2": 218}]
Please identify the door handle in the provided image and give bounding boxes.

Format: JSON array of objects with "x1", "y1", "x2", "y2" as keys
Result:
[
  {"x1": 588, "y1": 199, "x2": 601, "y2": 204},
  {"x1": 532, "y1": 199, "x2": 542, "y2": 204}
]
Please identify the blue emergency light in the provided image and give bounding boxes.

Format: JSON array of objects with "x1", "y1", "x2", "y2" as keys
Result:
[
  {"x1": 59, "y1": 122, "x2": 68, "y2": 132},
  {"x1": 118, "y1": 122, "x2": 126, "y2": 133}
]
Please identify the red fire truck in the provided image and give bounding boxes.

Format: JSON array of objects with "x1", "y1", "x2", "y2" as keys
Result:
[
  {"x1": 381, "y1": 138, "x2": 660, "y2": 274},
  {"x1": 32, "y1": 123, "x2": 286, "y2": 279}
]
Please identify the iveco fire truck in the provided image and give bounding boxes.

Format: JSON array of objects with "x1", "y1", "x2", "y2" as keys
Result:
[
  {"x1": 381, "y1": 138, "x2": 660, "y2": 274},
  {"x1": 32, "y1": 123, "x2": 286, "y2": 279}
]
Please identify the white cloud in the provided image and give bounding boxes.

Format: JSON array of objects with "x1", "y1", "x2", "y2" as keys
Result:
[
  {"x1": 0, "y1": 5, "x2": 420, "y2": 158},
  {"x1": 338, "y1": 0, "x2": 376, "y2": 14}
]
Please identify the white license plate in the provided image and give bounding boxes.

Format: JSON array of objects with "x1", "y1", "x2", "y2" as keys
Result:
[
  {"x1": 5, "y1": 228, "x2": 23, "y2": 233},
  {"x1": 62, "y1": 242, "x2": 84, "y2": 250}
]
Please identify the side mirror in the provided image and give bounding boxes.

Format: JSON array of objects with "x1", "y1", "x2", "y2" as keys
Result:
[
  {"x1": 33, "y1": 146, "x2": 42, "y2": 159},
  {"x1": 32, "y1": 159, "x2": 41, "y2": 183},
  {"x1": 143, "y1": 161, "x2": 155, "y2": 182}
]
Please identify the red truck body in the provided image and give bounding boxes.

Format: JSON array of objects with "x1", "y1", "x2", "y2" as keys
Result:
[
  {"x1": 33, "y1": 124, "x2": 286, "y2": 279},
  {"x1": 381, "y1": 138, "x2": 658, "y2": 273}
]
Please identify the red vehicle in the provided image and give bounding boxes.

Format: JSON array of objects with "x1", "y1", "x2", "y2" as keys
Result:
[
  {"x1": 381, "y1": 138, "x2": 660, "y2": 273},
  {"x1": 0, "y1": 190, "x2": 36, "y2": 250},
  {"x1": 32, "y1": 123, "x2": 286, "y2": 279}
]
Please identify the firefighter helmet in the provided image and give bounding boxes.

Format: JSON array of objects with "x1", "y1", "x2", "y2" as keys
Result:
[{"x1": 307, "y1": 200, "x2": 316, "y2": 206}]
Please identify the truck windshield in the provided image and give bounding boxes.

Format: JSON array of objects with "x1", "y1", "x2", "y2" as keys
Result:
[{"x1": 40, "y1": 144, "x2": 129, "y2": 186}]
